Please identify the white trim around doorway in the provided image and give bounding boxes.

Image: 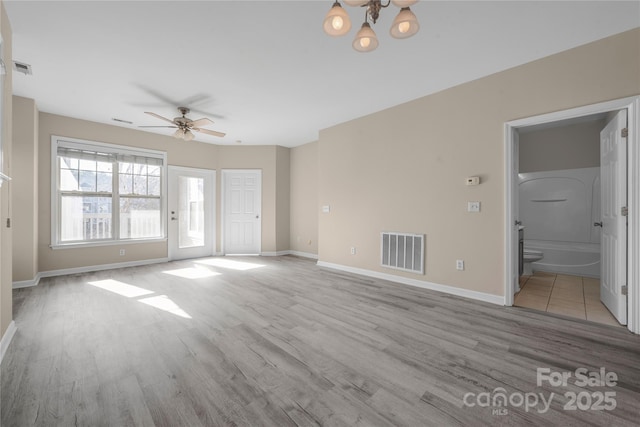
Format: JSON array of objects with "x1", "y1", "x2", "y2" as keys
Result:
[{"x1": 504, "y1": 96, "x2": 640, "y2": 334}]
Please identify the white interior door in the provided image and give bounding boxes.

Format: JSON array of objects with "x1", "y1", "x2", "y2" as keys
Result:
[
  {"x1": 222, "y1": 170, "x2": 261, "y2": 255},
  {"x1": 512, "y1": 129, "x2": 521, "y2": 291},
  {"x1": 168, "y1": 166, "x2": 215, "y2": 260},
  {"x1": 600, "y1": 110, "x2": 627, "y2": 324}
]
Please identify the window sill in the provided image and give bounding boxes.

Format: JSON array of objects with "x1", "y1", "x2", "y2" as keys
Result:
[{"x1": 50, "y1": 237, "x2": 167, "y2": 250}]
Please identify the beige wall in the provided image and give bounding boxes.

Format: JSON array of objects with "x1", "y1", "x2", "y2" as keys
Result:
[
  {"x1": 12, "y1": 96, "x2": 38, "y2": 282},
  {"x1": 289, "y1": 141, "x2": 318, "y2": 255},
  {"x1": 37, "y1": 113, "x2": 289, "y2": 271},
  {"x1": 318, "y1": 28, "x2": 640, "y2": 297},
  {"x1": 276, "y1": 146, "x2": 290, "y2": 252},
  {"x1": 0, "y1": 0, "x2": 13, "y2": 340},
  {"x1": 519, "y1": 119, "x2": 605, "y2": 173}
]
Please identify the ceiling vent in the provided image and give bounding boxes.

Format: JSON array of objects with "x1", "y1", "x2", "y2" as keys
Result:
[{"x1": 13, "y1": 61, "x2": 32, "y2": 75}]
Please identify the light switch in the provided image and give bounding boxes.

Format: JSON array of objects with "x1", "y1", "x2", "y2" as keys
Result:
[
  {"x1": 322, "y1": 205, "x2": 331, "y2": 213},
  {"x1": 468, "y1": 201, "x2": 480, "y2": 212}
]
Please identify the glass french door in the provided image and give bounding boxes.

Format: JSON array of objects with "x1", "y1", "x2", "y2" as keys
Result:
[{"x1": 168, "y1": 166, "x2": 215, "y2": 260}]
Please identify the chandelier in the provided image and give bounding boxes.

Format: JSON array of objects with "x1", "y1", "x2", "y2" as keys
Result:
[{"x1": 323, "y1": 0, "x2": 420, "y2": 52}]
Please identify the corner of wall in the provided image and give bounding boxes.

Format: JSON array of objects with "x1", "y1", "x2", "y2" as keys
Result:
[
  {"x1": 0, "y1": 0, "x2": 14, "y2": 342},
  {"x1": 289, "y1": 141, "x2": 318, "y2": 256},
  {"x1": 276, "y1": 146, "x2": 290, "y2": 252},
  {"x1": 12, "y1": 96, "x2": 39, "y2": 283}
]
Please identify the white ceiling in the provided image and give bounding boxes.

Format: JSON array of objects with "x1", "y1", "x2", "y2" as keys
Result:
[{"x1": 5, "y1": 1, "x2": 640, "y2": 147}]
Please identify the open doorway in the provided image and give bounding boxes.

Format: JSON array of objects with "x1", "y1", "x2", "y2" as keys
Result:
[
  {"x1": 515, "y1": 114, "x2": 616, "y2": 325},
  {"x1": 504, "y1": 96, "x2": 640, "y2": 334}
]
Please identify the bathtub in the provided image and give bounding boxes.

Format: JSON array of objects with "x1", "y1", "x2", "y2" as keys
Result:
[
  {"x1": 519, "y1": 167, "x2": 601, "y2": 278},
  {"x1": 525, "y1": 240, "x2": 600, "y2": 278}
]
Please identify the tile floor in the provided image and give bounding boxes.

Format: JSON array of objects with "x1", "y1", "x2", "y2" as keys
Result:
[{"x1": 515, "y1": 271, "x2": 621, "y2": 327}]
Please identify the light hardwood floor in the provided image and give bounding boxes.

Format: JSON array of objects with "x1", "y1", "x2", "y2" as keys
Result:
[{"x1": 2, "y1": 256, "x2": 639, "y2": 426}]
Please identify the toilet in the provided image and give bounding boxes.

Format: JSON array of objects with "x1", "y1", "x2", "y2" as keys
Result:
[{"x1": 522, "y1": 249, "x2": 544, "y2": 276}]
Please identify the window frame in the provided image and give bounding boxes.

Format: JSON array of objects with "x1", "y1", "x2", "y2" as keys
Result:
[{"x1": 51, "y1": 135, "x2": 167, "y2": 248}]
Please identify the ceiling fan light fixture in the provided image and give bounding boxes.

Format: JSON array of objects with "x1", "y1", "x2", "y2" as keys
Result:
[
  {"x1": 183, "y1": 130, "x2": 195, "y2": 141},
  {"x1": 390, "y1": 7, "x2": 419, "y2": 39},
  {"x1": 142, "y1": 107, "x2": 225, "y2": 140},
  {"x1": 323, "y1": 1, "x2": 352, "y2": 37},
  {"x1": 352, "y1": 22, "x2": 378, "y2": 52}
]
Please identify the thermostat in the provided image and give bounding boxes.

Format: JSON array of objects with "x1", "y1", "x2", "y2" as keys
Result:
[{"x1": 466, "y1": 176, "x2": 480, "y2": 186}]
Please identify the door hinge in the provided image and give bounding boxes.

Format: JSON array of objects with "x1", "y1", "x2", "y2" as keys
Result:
[
  {"x1": 621, "y1": 206, "x2": 628, "y2": 217},
  {"x1": 621, "y1": 128, "x2": 628, "y2": 138},
  {"x1": 621, "y1": 285, "x2": 628, "y2": 296}
]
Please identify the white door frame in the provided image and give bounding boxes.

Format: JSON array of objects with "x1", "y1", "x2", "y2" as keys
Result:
[
  {"x1": 168, "y1": 166, "x2": 216, "y2": 260},
  {"x1": 504, "y1": 96, "x2": 640, "y2": 334},
  {"x1": 221, "y1": 169, "x2": 262, "y2": 255}
]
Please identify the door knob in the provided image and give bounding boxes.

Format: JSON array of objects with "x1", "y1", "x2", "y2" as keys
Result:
[{"x1": 594, "y1": 222, "x2": 603, "y2": 227}]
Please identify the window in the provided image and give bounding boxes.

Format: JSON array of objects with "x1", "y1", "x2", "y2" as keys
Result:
[{"x1": 52, "y1": 136, "x2": 166, "y2": 246}]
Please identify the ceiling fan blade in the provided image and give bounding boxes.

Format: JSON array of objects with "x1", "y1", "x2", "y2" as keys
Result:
[
  {"x1": 139, "y1": 125, "x2": 178, "y2": 128},
  {"x1": 144, "y1": 111, "x2": 176, "y2": 125},
  {"x1": 187, "y1": 107, "x2": 225, "y2": 120},
  {"x1": 193, "y1": 128, "x2": 226, "y2": 138},
  {"x1": 190, "y1": 118, "x2": 214, "y2": 128}
]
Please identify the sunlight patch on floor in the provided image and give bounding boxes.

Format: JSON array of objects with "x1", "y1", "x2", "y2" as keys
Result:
[
  {"x1": 87, "y1": 279, "x2": 193, "y2": 319},
  {"x1": 138, "y1": 295, "x2": 192, "y2": 319},
  {"x1": 194, "y1": 258, "x2": 265, "y2": 271},
  {"x1": 87, "y1": 279, "x2": 154, "y2": 298},
  {"x1": 162, "y1": 267, "x2": 221, "y2": 279}
]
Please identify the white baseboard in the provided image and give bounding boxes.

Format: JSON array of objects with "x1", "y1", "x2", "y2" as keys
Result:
[
  {"x1": 288, "y1": 250, "x2": 319, "y2": 260},
  {"x1": 317, "y1": 261, "x2": 504, "y2": 306},
  {"x1": 0, "y1": 321, "x2": 17, "y2": 364},
  {"x1": 13, "y1": 273, "x2": 42, "y2": 289},
  {"x1": 260, "y1": 250, "x2": 318, "y2": 259},
  {"x1": 208, "y1": 250, "x2": 319, "y2": 259},
  {"x1": 261, "y1": 251, "x2": 291, "y2": 257},
  {"x1": 36, "y1": 257, "x2": 170, "y2": 282}
]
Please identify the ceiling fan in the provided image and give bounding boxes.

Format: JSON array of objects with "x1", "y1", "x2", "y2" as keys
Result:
[{"x1": 140, "y1": 107, "x2": 225, "y2": 141}]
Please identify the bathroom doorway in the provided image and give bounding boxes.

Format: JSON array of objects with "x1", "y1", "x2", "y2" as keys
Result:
[
  {"x1": 516, "y1": 116, "x2": 611, "y2": 324},
  {"x1": 504, "y1": 97, "x2": 640, "y2": 334}
]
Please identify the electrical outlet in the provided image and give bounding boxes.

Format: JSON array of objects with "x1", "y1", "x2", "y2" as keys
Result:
[
  {"x1": 350, "y1": 247, "x2": 356, "y2": 255},
  {"x1": 119, "y1": 249, "x2": 125, "y2": 256},
  {"x1": 456, "y1": 260, "x2": 464, "y2": 270}
]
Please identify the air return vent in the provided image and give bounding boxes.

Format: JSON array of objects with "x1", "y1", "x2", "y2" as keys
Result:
[{"x1": 381, "y1": 232, "x2": 424, "y2": 274}]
